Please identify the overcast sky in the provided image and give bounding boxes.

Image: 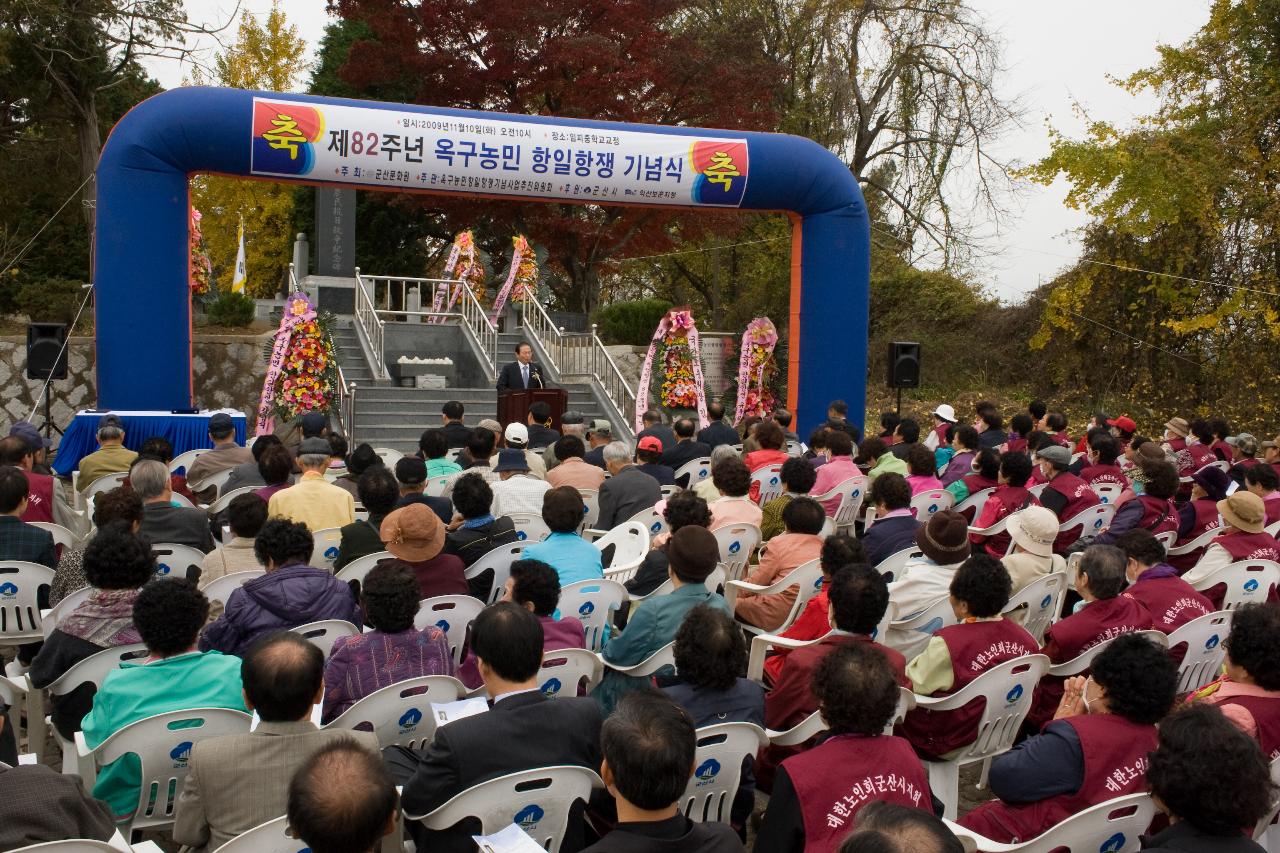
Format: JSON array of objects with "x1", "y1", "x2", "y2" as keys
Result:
[{"x1": 144, "y1": 0, "x2": 1211, "y2": 303}]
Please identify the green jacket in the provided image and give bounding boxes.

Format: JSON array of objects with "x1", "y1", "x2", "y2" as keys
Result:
[
  {"x1": 868, "y1": 453, "x2": 909, "y2": 482},
  {"x1": 81, "y1": 651, "x2": 247, "y2": 819}
]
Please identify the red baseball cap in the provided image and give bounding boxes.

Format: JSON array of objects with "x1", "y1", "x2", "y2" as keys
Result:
[
  {"x1": 1107, "y1": 416, "x2": 1137, "y2": 433},
  {"x1": 637, "y1": 436, "x2": 664, "y2": 453}
]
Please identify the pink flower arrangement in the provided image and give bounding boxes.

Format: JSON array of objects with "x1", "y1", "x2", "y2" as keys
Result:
[
  {"x1": 735, "y1": 317, "x2": 780, "y2": 422},
  {"x1": 189, "y1": 207, "x2": 212, "y2": 296}
]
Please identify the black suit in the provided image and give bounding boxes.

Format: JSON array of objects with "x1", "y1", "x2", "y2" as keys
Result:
[
  {"x1": 528, "y1": 424, "x2": 561, "y2": 449},
  {"x1": 496, "y1": 360, "x2": 548, "y2": 392},
  {"x1": 636, "y1": 425, "x2": 677, "y2": 453},
  {"x1": 697, "y1": 421, "x2": 740, "y2": 450},
  {"x1": 440, "y1": 421, "x2": 472, "y2": 449},
  {"x1": 661, "y1": 439, "x2": 711, "y2": 476},
  {"x1": 386, "y1": 691, "x2": 603, "y2": 852}
]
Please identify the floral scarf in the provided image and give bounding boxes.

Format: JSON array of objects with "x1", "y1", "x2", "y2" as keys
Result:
[{"x1": 57, "y1": 587, "x2": 143, "y2": 647}]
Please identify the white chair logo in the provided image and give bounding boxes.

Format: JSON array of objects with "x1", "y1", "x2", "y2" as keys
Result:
[
  {"x1": 540, "y1": 677, "x2": 562, "y2": 697},
  {"x1": 515, "y1": 804, "x2": 545, "y2": 832},
  {"x1": 170, "y1": 740, "x2": 193, "y2": 768},
  {"x1": 398, "y1": 708, "x2": 423, "y2": 733},
  {"x1": 0, "y1": 582, "x2": 16, "y2": 598}
]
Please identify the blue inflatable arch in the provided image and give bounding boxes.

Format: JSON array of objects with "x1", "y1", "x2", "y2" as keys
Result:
[{"x1": 95, "y1": 87, "x2": 870, "y2": 431}]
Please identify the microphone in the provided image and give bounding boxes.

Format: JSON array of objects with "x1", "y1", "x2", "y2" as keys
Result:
[{"x1": 532, "y1": 366, "x2": 543, "y2": 388}]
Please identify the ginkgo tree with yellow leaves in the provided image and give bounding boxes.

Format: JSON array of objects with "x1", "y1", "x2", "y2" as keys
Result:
[
  {"x1": 189, "y1": 1, "x2": 308, "y2": 298},
  {"x1": 1022, "y1": 0, "x2": 1280, "y2": 428}
]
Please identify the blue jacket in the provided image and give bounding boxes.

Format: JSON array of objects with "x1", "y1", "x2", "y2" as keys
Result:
[
  {"x1": 863, "y1": 514, "x2": 922, "y2": 567},
  {"x1": 522, "y1": 533, "x2": 605, "y2": 587},
  {"x1": 199, "y1": 564, "x2": 361, "y2": 657}
]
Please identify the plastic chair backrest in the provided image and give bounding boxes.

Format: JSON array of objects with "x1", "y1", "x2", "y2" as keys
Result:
[
  {"x1": 414, "y1": 595, "x2": 485, "y2": 665},
  {"x1": 909, "y1": 489, "x2": 954, "y2": 524},
  {"x1": 189, "y1": 468, "x2": 234, "y2": 498},
  {"x1": 42, "y1": 584, "x2": 94, "y2": 639},
  {"x1": 1050, "y1": 631, "x2": 1169, "y2": 678},
  {"x1": 205, "y1": 486, "x2": 256, "y2": 516},
  {"x1": 201, "y1": 570, "x2": 266, "y2": 607},
  {"x1": 505, "y1": 512, "x2": 551, "y2": 544},
  {"x1": 1154, "y1": 530, "x2": 1177, "y2": 551},
  {"x1": 0, "y1": 561, "x2": 55, "y2": 642},
  {"x1": 952, "y1": 487, "x2": 995, "y2": 523},
  {"x1": 1167, "y1": 611, "x2": 1233, "y2": 696},
  {"x1": 325, "y1": 675, "x2": 467, "y2": 750},
  {"x1": 373, "y1": 447, "x2": 404, "y2": 467},
  {"x1": 832, "y1": 477, "x2": 869, "y2": 531},
  {"x1": 169, "y1": 492, "x2": 196, "y2": 509},
  {"x1": 626, "y1": 506, "x2": 669, "y2": 540},
  {"x1": 1028, "y1": 482, "x2": 1048, "y2": 500},
  {"x1": 537, "y1": 648, "x2": 603, "y2": 698},
  {"x1": 8, "y1": 841, "x2": 131, "y2": 853},
  {"x1": 608, "y1": 642, "x2": 676, "y2": 677},
  {"x1": 751, "y1": 464, "x2": 784, "y2": 506},
  {"x1": 674, "y1": 457, "x2": 712, "y2": 489},
  {"x1": 714, "y1": 523, "x2": 761, "y2": 584},
  {"x1": 770, "y1": 559, "x2": 826, "y2": 634},
  {"x1": 594, "y1": 522, "x2": 651, "y2": 577},
  {"x1": 1191, "y1": 559, "x2": 1280, "y2": 610},
  {"x1": 1058, "y1": 504, "x2": 1117, "y2": 542},
  {"x1": 462, "y1": 542, "x2": 527, "y2": 605},
  {"x1": 335, "y1": 551, "x2": 394, "y2": 586},
  {"x1": 290, "y1": 619, "x2": 361, "y2": 659},
  {"x1": 1091, "y1": 483, "x2": 1124, "y2": 505},
  {"x1": 1265, "y1": 519, "x2": 1280, "y2": 538},
  {"x1": 680, "y1": 723, "x2": 766, "y2": 823},
  {"x1": 210, "y1": 815, "x2": 306, "y2": 853},
  {"x1": 1167, "y1": 525, "x2": 1221, "y2": 557},
  {"x1": 557, "y1": 579, "x2": 628, "y2": 652},
  {"x1": 951, "y1": 793, "x2": 1155, "y2": 853},
  {"x1": 309, "y1": 528, "x2": 343, "y2": 570},
  {"x1": 928, "y1": 655, "x2": 1050, "y2": 762},
  {"x1": 30, "y1": 522, "x2": 80, "y2": 553},
  {"x1": 168, "y1": 449, "x2": 209, "y2": 475},
  {"x1": 579, "y1": 489, "x2": 600, "y2": 530},
  {"x1": 413, "y1": 765, "x2": 602, "y2": 848},
  {"x1": 885, "y1": 596, "x2": 960, "y2": 660},
  {"x1": 1001, "y1": 572, "x2": 1068, "y2": 645},
  {"x1": 91, "y1": 707, "x2": 253, "y2": 832},
  {"x1": 425, "y1": 475, "x2": 453, "y2": 498},
  {"x1": 152, "y1": 543, "x2": 206, "y2": 582},
  {"x1": 48, "y1": 643, "x2": 148, "y2": 699},
  {"x1": 875, "y1": 547, "x2": 923, "y2": 583}
]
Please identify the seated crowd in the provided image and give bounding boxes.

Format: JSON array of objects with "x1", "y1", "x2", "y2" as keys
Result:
[{"x1": 2, "y1": 397, "x2": 1280, "y2": 852}]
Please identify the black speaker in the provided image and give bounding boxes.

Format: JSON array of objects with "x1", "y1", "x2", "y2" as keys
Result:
[
  {"x1": 27, "y1": 323, "x2": 68, "y2": 381},
  {"x1": 887, "y1": 341, "x2": 921, "y2": 389}
]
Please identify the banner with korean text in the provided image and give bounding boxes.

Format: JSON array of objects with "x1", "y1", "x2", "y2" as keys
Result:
[{"x1": 249, "y1": 98, "x2": 750, "y2": 208}]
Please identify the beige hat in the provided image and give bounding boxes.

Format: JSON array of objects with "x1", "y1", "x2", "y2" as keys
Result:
[
  {"x1": 1006, "y1": 506, "x2": 1058, "y2": 558},
  {"x1": 1218, "y1": 491, "x2": 1266, "y2": 534},
  {"x1": 380, "y1": 504, "x2": 446, "y2": 562},
  {"x1": 478, "y1": 418, "x2": 502, "y2": 436},
  {"x1": 1164, "y1": 417, "x2": 1190, "y2": 438}
]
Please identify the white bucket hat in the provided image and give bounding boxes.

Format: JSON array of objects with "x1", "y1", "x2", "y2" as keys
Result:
[
  {"x1": 934, "y1": 404, "x2": 957, "y2": 423},
  {"x1": 1006, "y1": 506, "x2": 1058, "y2": 558}
]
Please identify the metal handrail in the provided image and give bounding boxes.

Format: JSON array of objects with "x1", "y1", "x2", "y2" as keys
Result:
[
  {"x1": 458, "y1": 281, "x2": 498, "y2": 378},
  {"x1": 353, "y1": 267, "x2": 390, "y2": 382},
  {"x1": 360, "y1": 272, "x2": 496, "y2": 379}
]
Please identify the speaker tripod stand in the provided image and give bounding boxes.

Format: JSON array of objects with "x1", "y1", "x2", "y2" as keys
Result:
[{"x1": 36, "y1": 381, "x2": 64, "y2": 439}]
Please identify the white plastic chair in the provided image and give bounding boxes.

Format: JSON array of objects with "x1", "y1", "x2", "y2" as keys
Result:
[
  {"x1": 969, "y1": 512, "x2": 1018, "y2": 557},
  {"x1": 884, "y1": 596, "x2": 959, "y2": 660},
  {"x1": 947, "y1": 793, "x2": 1156, "y2": 853},
  {"x1": 1048, "y1": 631, "x2": 1169, "y2": 678},
  {"x1": 83, "y1": 472, "x2": 128, "y2": 508},
  {"x1": 747, "y1": 630, "x2": 833, "y2": 683},
  {"x1": 152, "y1": 543, "x2": 206, "y2": 581},
  {"x1": 714, "y1": 523, "x2": 762, "y2": 584},
  {"x1": 201, "y1": 570, "x2": 265, "y2": 607},
  {"x1": 673, "y1": 457, "x2": 712, "y2": 489},
  {"x1": 0, "y1": 561, "x2": 55, "y2": 644},
  {"x1": 1167, "y1": 611, "x2": 1232, "y2": 695},
  {"x1": 10, "y1": 836, "x2": 133, "y2": 853},
  {"x1": 537, "y1": 648, "x2": 604, "y2": 698},
  {"x1": 832, "y1": 477, "x2": 870, "y2": 534},
  {"x1": 602, "y1": 641, "x2": 675, "y2": 678},
  {"x1": 1154, "y1": 529, "x2": 1177, "y2": 551},
  {"x1": 953, "y1": 487, "x2": 995, "y2": 523},
  {"x1": 169, "y1": 492, "x2": 197, "y2": 508},
  {"x1": 462, "y1": 542, "x2": 527, "y2": 605},
  {"x1": 766, "y1": 687, "x2": 915, "y2": 745},
  {"x1": 909, "y1": 489, "x2": 954, "y2": 524},
  {"x1": 1190, "y1": 559, "x2": 1280, "y2": 609},
  {"x1": 505, "y1": 512, "x2": 551, "y2": 544},
  {"x1": 557, "y1": 579, "x2": 628, "y2": 652},
  {"x1": 1253, "y1": 754, "x2": 1280, "y2": 845},
  {"x1": 335, "y1": 550, "x2": 394, "y2": 586},
  {"x1": 28, "y1": 642, "x2": 149, "y2": 772},
  {"x1": 594, "y1": 522, "x2": 651, "y2": 580},
  {"x1": 1000, "y1": 572, "x2": 1068, "y2": 645},
  {"x1": 750, "y1": 464, "x2": 784, "y2": 506},
  {"x1": 1057, "y1": 504, "x2": 1116, "y2": 548},
  {"x1": 726, "y1": 558, "x2": 824, "y2": 636},
  {"x1": 916, "y1": 654, "x2": 1050, "y2": 820},
  {"x1": 169, "y1": 449, "x2": 210, "y2": 475},
  {"x1": 290, "y1": 619, "x2": 361, "y2": 659},
  {"x1": 875, "y1": 547, "x2": 923, "y2": 583},
  {"x1": 373, "y1": 447, "x2": 404, "y2": 467},
  {"x1": 1090, "y1": 482, "x2": 1125, "y2": 505},
  {"x1": 409, "y1": 765, "x2": 603, "y2": 850},
  {"x1": 1028, "y1": 483, "x2": 1048, "y2": 500},
  {"x1": 189, "y1": 468, "x2": 233, "y2": 499},
  {"x1": 325, "y1": 675, "x2": 467, "y2": 750},
  {"x1": 1168, "y1": 525, "x2": 1222, "y2": 557},
  {"x1": 1265, "y1": 519, "x2": 1280, "y2": 539},
  {"x1": 425, "y1": 474, "x2": 453, "y2": 498},
  {"x1": 579, "y1": 489, "x2": 600, "y2": 529},
  {"x1": 30, "y1": 522, "x2": 81, "y2": 553},
  {"x1": 680, "y1": 722, "x2": 767, "y2": 823},
  {"x1": 625, "y1": 506, "x2": 668, "y2": 540},
  {"x1": 205, "y1": 486, "x2": 256, "y2": 516},
  {"x1": 415, "y1": 595, "x2": 485, "y2": 666},
  {"x1": 73, "y1": 708, "x2": 253, "y2": 834},
  {"x1": 309, "y1": 527, "x2": 343, "y2": 570},
  {"x1": 42, "y1": 584, "x2": 94, "y2": 639},
  {"x1": 209, "y1": 815, "x2": 303, "y2": 853}
]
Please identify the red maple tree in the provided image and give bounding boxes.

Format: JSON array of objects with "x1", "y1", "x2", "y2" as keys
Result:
[{"x1": 328, "y1": 0, "x2": 779, "y2": 311}]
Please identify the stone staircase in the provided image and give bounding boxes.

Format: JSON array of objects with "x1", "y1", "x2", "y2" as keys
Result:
[{"x1": 332, "y1": 320, "x2": 616, "y2": 453}]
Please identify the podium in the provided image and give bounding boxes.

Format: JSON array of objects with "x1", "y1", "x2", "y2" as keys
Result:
[{"x1": 498, "y1": 388, "x2": 569, "y2": 431}]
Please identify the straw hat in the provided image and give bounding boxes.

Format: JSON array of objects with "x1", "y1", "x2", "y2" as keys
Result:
[
  {"x1": 1218, "y1": 491, "x2": 1266, "y2": 534},
  {"x1": 380, "y1": 504, "x2": 446, "y2": 562},
  {"x1": 1006, "y1": 506, "x2": 1058, "y2": 558}
]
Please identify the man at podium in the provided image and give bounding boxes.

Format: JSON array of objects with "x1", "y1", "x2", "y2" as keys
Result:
[{"x1": 496, "y1": 341, "x2": 549, "y2": 393}]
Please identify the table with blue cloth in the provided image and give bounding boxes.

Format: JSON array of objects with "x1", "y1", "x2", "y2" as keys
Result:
[{"x1": 51, "y1": 409, "x2": 248, "y2": 476}]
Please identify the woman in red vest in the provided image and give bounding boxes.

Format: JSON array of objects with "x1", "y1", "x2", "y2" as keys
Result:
[
  {"x1": 1189, "y1": 602, "x2": 1280, "y2": 761},
  {"x1": 960, "y1": 633, "x2": 1177, "y2": 843},
  {"x1": 1034, "y1": 445, "x2": 1101, "y2": 551},
  {"x1": 1087, "y1": 461, "x2": 1180, "y2": 551},
  {"x1": 897, "y1": 554, "x2": 1039, "y2": 759},
  {"x1": 1077, "y1": 433, "x2": 1128, "y2": 490},
  {"x1": 1170, "y1": 465, "x2": 1231, "y2": 572},
  {"x1": 1114, "y1": 530, "x2": 1213, "y2": 635},
  {"x1": 1245, "y1": 464, "x2": 1280, "y2": 528},
  {"x1": 970, "y1": 452, "x2": 1037, "y2": 559},
  {"x1": 946, "y1": 449, "x2": 1000, "y2": 514},
  {"x1": 1026, "y1": 544, "x2": 1153, "y2": 731},
  {"x1": 755, "y1": 642, "x2": 933, "y2": 853},
  {"x1": 1182, "y1": 491, "x2": 1280, "y2": 608}
]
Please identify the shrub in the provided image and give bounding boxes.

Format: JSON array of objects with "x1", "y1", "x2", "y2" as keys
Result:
[
  {"x1": 594, "y1": 298, "x2": 672, "y2": 345},
  {"x1": 15, "y1": 276, "x2": 84, "y2": 324},
  {"x1": 206, "y1": 291, "x2": 257, "y2": 328}
]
